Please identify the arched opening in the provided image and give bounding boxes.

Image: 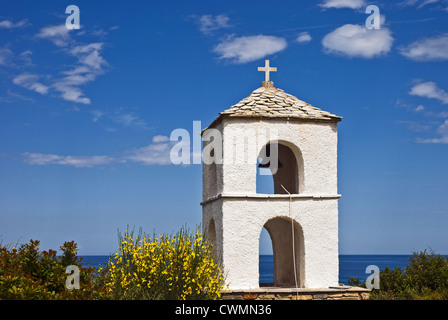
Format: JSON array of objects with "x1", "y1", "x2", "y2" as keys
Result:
[
  {"x1": 259, "y1": 217, "x2": 304, "y2": 287},
  {"x1": 256, "y1": 159, "x2": 274, "y2": 194},
  {"x1": 207, "y1": 218, "x2": 217, "y2": 255},
  {"x1": 203, "y1": 147, "x2": 223, "y2": 201},
  {"x1": 208, "y1": 161, "x2": 217, "y2": 196},
  {"x1": 259, "y1": 227, "x2": 273, "y2": 285},
  {"x1": 256, "y1": 142, "x2": 303, "y2": 194}
]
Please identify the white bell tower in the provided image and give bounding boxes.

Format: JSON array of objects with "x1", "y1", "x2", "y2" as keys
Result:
[{"x1": 201, "y1": 60, "x2": 342, "y2": 290}]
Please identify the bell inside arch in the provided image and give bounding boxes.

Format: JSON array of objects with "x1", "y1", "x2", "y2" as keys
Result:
[{"x1": 258, "y1": 144, "x2": 283, "y2": 169}]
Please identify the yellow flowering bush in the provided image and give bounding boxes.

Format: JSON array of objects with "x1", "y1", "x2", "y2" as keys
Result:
[{"x1": 102, "y1": 226, "x2": 225, "y2": 300}]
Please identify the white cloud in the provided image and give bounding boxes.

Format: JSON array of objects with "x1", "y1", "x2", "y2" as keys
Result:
[
  {"x1": 197, "y1": 14, "x2": 231, "y2": 35},
  {"x1": 111, "y1": 112, "x2": 146, "y2": 128},
  {"x1": 296, "y1": 32, "x2": 312, "y2": 43},
  {"x1": 400, "y1": 33, "x2": 448, "y2": 61},
  {"x1": 438, "y1": 120, "x2": 448, "y2": 134},
  {"x1": 91, "y1": 110, "x2": 104, "y2": 122},
  {"x1": 56, "y1": 86, "x2": 91, "y2": 104},
  {"x1": 322, "y1": 24, "x2": 394, "y2": 58},
  {"x1": 52, "y1": 42, "x2": 107, "y2": 104},
  {"x1": 424, "y1": 110, "x2": 448, "y2": 118},
  {"x1": 395, "y1": 99, "x2": 428, "y2": 113},
  {"x1": 90, "y1": 107, "x2": 148, "y2": 130},
  {"x1": 213, "y1": 35, "x2": 287, "y2": 64},
  {"x1": 399, "y1": 0, "x2": 440, "y2": 8},
  {"x1": 417, "y1": 120, "x2": 448, "y2": 144},
  {"x1": 28, "y1": 34, "x2": 107, "y2": 104},
  {"x1": 124, "y1": 136, "x2": 174, "y2": 165},
  {"x1": 22, "y1": 153, "x2": 115, "y2": 168},
  {"x1": 409, "y1": 81, "x2": 448, "y2": 104},
  {"x1": 395, "y1": 99, "x2": 413, "y2": 111},
  {"x1": 419, "y1": 0, "x2": 440, "y2": 7},
  {"x1": 398, "y1": 120, "x2": 432, "y2": 132},
  {"x1": 0, "y1": 19, "x2": 27, "y2": 29},
  {"x1": 19, "y1": 25, "x2": 109, "y2": 104},
  {"x1": 36, "y1": 24, "x2": 71, "y2": 47},
  {"x1": 0, "y1": 48, "x2": 13, "y2": 65},
  {"x1": 19, "y1": 50, "x2": 33, "y2": 64},
  {"x1": 70, "y1": 43, "x2": 107, "y2": 71},
  {"x1": 111, "y1": 110, "x2": 148, "y2": 130},
  {"x1": 22, "y1": 135, "x2": 190, "y2": 167},
  {"x1": 415, "y1": 105, "x2": 425, "y2": 112},
  {"x1": 151, "y1": 135, "x2": 170, "y2": 143},
  {"x1": 319, "y1": 0, "x2": 366, "y2": 9},
  {"x1": 4, "y1": 90, "x2": 34, "y2": 102},
  {"x1": 13, "y1": 73, "x2": 50, "y2": 95}
]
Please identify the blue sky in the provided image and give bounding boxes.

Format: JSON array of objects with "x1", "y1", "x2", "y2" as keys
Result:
[{"x1": 1, "y1": 0, "x2": 447, "y2": 255}]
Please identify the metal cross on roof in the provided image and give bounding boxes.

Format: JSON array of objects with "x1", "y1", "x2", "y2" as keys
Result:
[{"x1": 258, "y1": 60, "x2": 277, "y2": 82}]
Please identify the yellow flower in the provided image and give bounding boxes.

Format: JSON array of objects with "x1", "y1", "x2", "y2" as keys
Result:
[{"x1": 105, "y1": 226, "x2": 225, "y2": 299}]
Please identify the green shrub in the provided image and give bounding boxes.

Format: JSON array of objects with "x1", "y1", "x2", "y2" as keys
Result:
[
  {"x1": 0, "y1": 239, "x2": 109, "y2": 300},
  {"x1": 100, "y1": 226, "x2": 226, "y2": 300},
  {"x1": 349, "y1": 250, "x2": 448, "y2": 300},
  {"x1": 1, "y1": 226, "x2": 226, "y2": 300}
]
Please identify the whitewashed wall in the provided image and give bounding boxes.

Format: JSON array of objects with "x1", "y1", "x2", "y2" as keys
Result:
[{"x1": 202, "y1": 117, "x2": 340, "y2": 290}]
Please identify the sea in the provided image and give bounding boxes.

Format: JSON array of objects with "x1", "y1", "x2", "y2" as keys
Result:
[{"x1": 80, "y1": 254, "x2": 415, "y2": 285}]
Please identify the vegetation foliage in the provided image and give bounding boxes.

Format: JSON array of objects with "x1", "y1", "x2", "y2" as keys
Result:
[
  {"x1": 100, "y1": 226, "x2": 226, "y2": 300},
  {"x1": 0, "y1": 225, "x2": 225, "y2": 300},
  {"x1": 0, "y1": 239, "x2": 108, "y2": 299},
  {"x1": 348, "y1": 250, "x2": 448, "y2": 300}
]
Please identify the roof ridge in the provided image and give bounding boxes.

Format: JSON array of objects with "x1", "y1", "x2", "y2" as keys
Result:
[{"x1": 220, "y1": 86, "x2": 341, "y2": 121}]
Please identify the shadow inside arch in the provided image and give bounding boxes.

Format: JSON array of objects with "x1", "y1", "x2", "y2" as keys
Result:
[
  {"x1": 256, "y1": 141, "x2": 304, "y2": 195},
  {"x1": 260, "y1": 216, "x2": 305, "y2": 288}
]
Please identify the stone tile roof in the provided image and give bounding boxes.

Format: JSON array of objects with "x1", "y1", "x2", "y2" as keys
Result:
[{"x1": 220, "y1": 85, "x2": 341, "y2": 122}]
